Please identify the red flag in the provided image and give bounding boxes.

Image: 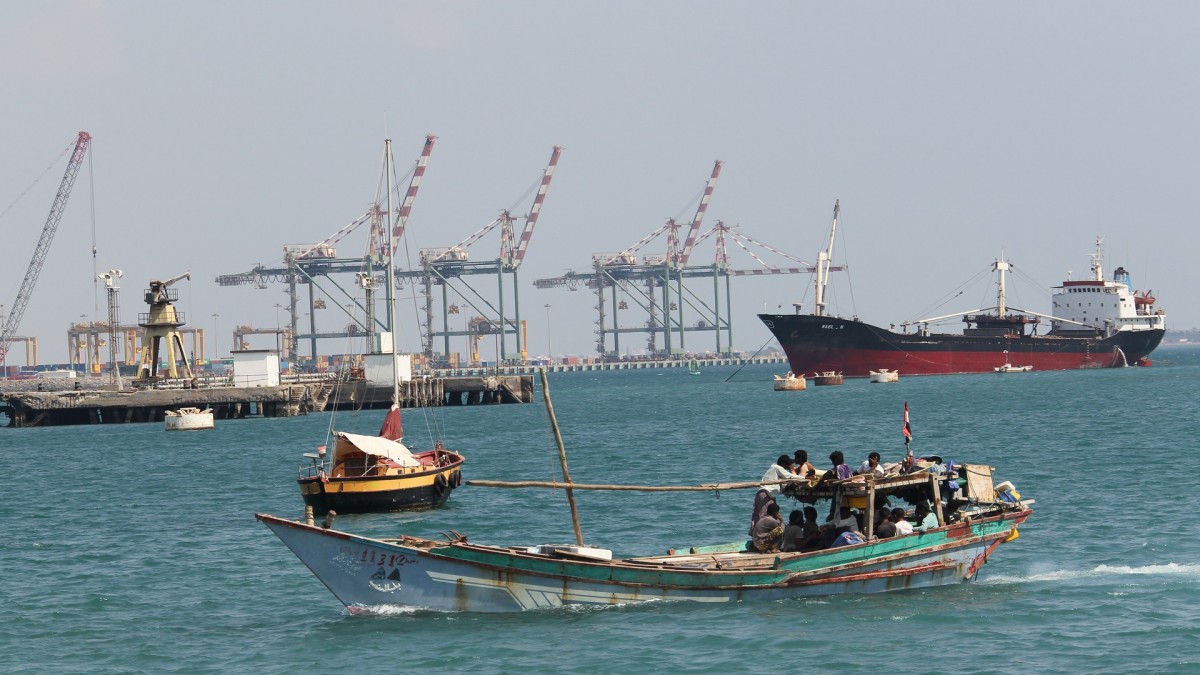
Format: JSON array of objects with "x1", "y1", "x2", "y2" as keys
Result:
[
  {"x1": 379, "y1": 403, "x2": 403, "y2": 441},
  {"x1": 903, "y1": 401, "x2": 912, "y2": 444}
]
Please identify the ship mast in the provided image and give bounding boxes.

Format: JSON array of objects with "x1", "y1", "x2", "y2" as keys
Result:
[
  {"x1": 813, "y1": 200, "x2": 839, "y2": 317},
  {"x1": 1089, "y1": 236, "x2": 1104, "y2": 282},
  {"x1": 384, "y1": 138, "x2": 400, "y2": 404},
  {"x1": 994, "y1": 260, "x2": 1009, "y2": 318}
]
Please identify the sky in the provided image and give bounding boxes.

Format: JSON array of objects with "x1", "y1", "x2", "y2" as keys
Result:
[{"x1": 2, "y1": 1, "x2": 1197, "y2": 366}]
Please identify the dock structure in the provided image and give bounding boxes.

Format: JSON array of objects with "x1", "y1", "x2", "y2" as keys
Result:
[{"x1": 0, "y1": 375, "x2": 533, "y2": 428}]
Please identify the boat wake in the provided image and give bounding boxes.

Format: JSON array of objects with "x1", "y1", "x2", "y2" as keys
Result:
[{"x1": 984, "y1": 562, "x2": 1200, "y2": 585}]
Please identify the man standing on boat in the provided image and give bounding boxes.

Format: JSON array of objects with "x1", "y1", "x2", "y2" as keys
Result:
[{"x1": 751, "y1": 455, "x2": 805, "y2": 535}]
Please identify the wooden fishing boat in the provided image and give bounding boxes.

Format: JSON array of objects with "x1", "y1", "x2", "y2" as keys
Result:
[
  {"x1": 258, "y1": 464, "x2": 1029, "y2": 613},
  {"x1": 812, "y1": 371, "x2": 844, "y2": 386},
  {"x1": 869, "y1": 369, "x2": 899, "y2": 383},
  {"x1": 773, "y1": 371, "x2": 807, "y2": 391},
  {"x1": 164, "y1": 407, "x2": 214, "y2": 431},
  {"x1": 260, "y1": 376, "x2": 1032, "y2": 613},
  {"x1": 294, "y1": 137, "x2": 464, "y2": 515}
]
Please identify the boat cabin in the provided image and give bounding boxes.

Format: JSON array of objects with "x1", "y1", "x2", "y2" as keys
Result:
[{"x1": 781, "y1": 459, "x2": 1016, "y2": 540}]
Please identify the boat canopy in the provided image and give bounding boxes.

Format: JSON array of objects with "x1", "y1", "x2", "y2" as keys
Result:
[{"x1": 334, "y1": 431, "x2": 419, "y2": 467}]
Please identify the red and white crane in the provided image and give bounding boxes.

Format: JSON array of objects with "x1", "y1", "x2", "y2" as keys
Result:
[
  {"x1": 672, "y1": 159, "x2": 722, "y2": 267},
  {"x1": 428, "y1": 145, "x2": 563, "y2": 266},
  {"x1": 502, "y1": 145, "x2": 563, "y2": 269},
  {"x1": 0, "y1": 131, "x2": 92, "y2": 364}
]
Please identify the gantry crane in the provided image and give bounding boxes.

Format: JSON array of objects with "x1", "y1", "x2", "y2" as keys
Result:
[
  {"x1": 0, "y1": 131, "x2": 92, "y2": 366},
  {"x1": 536, "y1": 162, "x2": 842, "y2": 358},
  {"x1": 399, "y1": 145, "x2": 563, "y2": 365},
  {"x1": 215, "y1": 135, "x2": 437, "y2": 363},
  {"x1": 535, "y1": 160, "x2": 723, "y2": 357}
]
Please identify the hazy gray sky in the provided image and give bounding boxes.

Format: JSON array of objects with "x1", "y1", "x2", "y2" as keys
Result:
[{"x1": 3, "y1": 1, "x2": 1196, "y2": 365}]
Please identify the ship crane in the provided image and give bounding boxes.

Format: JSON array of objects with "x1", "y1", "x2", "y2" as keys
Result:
[
  {"x1": 0, "y1": 131, "x2": 92, "y2": 365},
  {"x1": 134, "y1": 271, "x2": 195, "y2": 382}
]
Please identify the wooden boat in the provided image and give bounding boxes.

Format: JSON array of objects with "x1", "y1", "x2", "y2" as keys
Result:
[
  {"x1": 773, "y1": 371, "x2": 807, "y2": 391},
  {"x1": 297, "y1": 409, "x2": 464, "y2": 514},
  {"x1": 164, "y1": 407, "x2": 213, "y2": 431},
  {"x1": 994, "y1": 364, "x2": 1033, "y2": 373},
  {"x1": 260, "y1": 380, "x2": 1032, "y2": 613},
  {"x1": 294, "y1": 137, "x2": 464, "y2": 515},
  {"x1": 869, "y1": 369, "x2": 899, "y2": 383},
  {"x1": 812, "y1": 371, "x2": 844, "y2": 386}
]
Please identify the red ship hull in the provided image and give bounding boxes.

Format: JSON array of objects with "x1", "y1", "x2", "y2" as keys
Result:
[{"x1": 759, "y1": 314, "x2": 1164, "y2": 377}]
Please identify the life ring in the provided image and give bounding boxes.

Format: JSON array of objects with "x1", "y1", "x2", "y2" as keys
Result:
[{"x1": 434, "y1": 473, "x2": 449, "y2": 496}]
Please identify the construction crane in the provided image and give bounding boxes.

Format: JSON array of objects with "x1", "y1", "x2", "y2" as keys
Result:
[{"x1": 0, "y1": 131, "x2": 92, "y2": 365}]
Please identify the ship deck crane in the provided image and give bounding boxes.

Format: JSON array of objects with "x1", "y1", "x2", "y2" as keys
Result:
[{"x1": 0, "y1": 131, "x2": 92, "y2": 365}]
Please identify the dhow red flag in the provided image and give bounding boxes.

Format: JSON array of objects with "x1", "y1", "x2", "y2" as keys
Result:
[{"x1": 903, "y1": 402, "x2": 912, "y2": 444}]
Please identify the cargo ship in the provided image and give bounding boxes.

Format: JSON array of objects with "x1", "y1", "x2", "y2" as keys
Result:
[{"x1": 760, "y1": 231, "x2": 1165, "y2": 377}]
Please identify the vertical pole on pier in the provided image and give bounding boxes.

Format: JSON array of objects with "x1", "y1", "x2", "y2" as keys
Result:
[{"x1": 540, "y1": 367, "x2": 583, "y2": 545}]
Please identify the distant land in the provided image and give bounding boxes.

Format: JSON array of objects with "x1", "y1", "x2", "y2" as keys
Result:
[{"x1": 1164, "y1": 329, "x2": 1200, "y2": 345}]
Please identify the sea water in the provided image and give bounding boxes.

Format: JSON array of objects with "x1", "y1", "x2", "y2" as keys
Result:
[{"x1": 2, "y1": 348, "x2": 1198, "y2": 673}]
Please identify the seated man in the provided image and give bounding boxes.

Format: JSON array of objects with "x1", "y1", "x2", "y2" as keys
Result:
[
  {"x1": 751, "y1": 502, "x2": 785, "y2": 552},
  {"x1": 891, "y1": 508, "x2": 914, "y2": 536},
  {"x1": 913, "y1": 503, "x2": 939, "y2": 533},
  {"x1": 827, "y1": 505, "x2": 860, "y2": 533},
  {"x1": 816, "y1": 451, "x2": 853, "y2": 486},
  {"x1": 781, "y1": 510, "x2": 807, "y2": 552},
  {"x1": 874, "y1": 508, "x2": 897, "y2": 539}
]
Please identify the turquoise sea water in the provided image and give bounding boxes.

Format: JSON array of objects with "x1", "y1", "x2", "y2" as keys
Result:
[{"x1": 3, "y1": 348, "x2": 1199, "y2": 673}]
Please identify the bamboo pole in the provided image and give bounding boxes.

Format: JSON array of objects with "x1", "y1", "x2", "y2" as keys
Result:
[
  {"x1": 540, "y1": 368, "x2": 584, "y2": 546},
  {"x1": 465, "y1": 479, "x2": 797, "y2": 492}
]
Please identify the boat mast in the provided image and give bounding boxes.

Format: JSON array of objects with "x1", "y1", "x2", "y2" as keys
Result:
[
  {"x1": 813, "y1": 200, "x2": 839, "y2": 316},
  {"x1": 539, "y1": 368, "x2": 584, "y2": 546},
  {"x1": 384, "y1": 139, "x2": 400, "y2": 404}
]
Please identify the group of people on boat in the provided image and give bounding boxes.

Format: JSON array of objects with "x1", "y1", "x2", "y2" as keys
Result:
[{"x1": 748, "y1": 449, "x2": 951, "y2": 553}]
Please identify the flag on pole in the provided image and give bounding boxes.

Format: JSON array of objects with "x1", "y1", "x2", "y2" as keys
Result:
[{"x1": 903, "y1": 401, "x2": 913, "y2": 447}]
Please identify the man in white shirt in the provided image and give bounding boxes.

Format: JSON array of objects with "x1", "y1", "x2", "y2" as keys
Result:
[
  {"x1": 891, "y1": 508, "x2": 914, "y2": 536},
  {"x1": 750, "y1": 455, "x2": 805, "y2": 536},
  {"x1": 857, "y1": 452, "x2": 885, "y2": 478},
  {"x1": 761, "y1": 454, "x2": 805, "y2": 495}
]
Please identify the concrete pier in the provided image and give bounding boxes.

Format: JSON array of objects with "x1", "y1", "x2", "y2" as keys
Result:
[{"x1": 0, "y1": 374, "x2": 533, "y2": 428}]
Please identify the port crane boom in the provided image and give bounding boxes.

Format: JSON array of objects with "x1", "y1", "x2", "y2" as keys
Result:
[{"x1": 0, "y1": 131, "x2": 92, "y2": 364}]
